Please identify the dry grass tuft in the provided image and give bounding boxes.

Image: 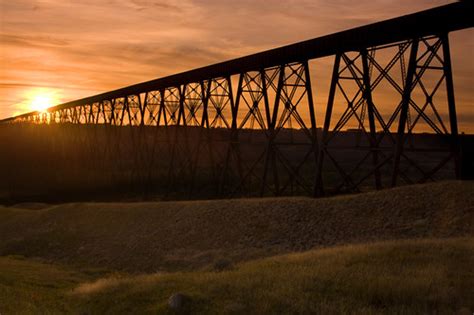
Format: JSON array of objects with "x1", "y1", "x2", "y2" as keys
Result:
[{"x1": 74, "y1": 277, "x2": 125, "y2": 295}]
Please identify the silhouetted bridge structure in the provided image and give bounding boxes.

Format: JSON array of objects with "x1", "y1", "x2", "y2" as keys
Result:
[{"x1": 1, "y1": 2, "x2": 472, "y2": 201}]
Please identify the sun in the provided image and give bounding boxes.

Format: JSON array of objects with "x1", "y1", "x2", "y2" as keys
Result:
[
  {"x1": 31, "y1": 95, "x2": 52, "y2": 112},
  {"x1": 24, "y1": 89, "x2": 61, "y2": 113}
]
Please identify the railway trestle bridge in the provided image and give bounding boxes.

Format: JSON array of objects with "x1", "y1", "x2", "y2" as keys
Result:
[{"x1": 1, "y1": 2, "x2": 472, "y2": 200}]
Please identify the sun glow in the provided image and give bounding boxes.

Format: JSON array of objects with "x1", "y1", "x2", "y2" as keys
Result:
[
  {"x1": 24, "y1": 89, "x2": 61, "y2": 113},
  {"x1": 31, "y1": 95, "x2": 52, "y2": 112}
]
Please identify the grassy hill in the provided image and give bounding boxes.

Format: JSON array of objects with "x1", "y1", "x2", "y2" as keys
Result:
[
  {"x1": 0, "y1": 181, "x2": 472, "y2": 273},
  {"x1": 0, "y1": 181, "x2": 473, "y2": 314},
  {"x1": 1, "y1": 238, "x2": 473, "y2": 314}
]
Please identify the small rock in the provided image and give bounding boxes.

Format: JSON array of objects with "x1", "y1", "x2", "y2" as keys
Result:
[{"x1": 168, "y1": 293, "x2": 188, "y2": 310}]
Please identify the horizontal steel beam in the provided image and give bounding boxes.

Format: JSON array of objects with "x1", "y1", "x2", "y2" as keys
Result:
[{"x1": 1, "y1": 1, "x2": 472, "y2": 123}]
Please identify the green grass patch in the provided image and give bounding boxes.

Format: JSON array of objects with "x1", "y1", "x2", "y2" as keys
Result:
[{"x1": 0, "y1": 256, "x2": 87, "y2": 314}]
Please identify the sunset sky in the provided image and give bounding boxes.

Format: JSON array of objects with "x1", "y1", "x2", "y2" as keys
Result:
[{"x1": 1, "y1": 0, "x2": 472, "y2": 131}]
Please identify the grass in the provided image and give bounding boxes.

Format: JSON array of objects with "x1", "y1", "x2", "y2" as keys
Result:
[
  {"x1": 1, "y1": 238, "x2": 473, "y2": 314},
  {"x1": 0, "y1": 181, "x2": 472, "y2": 313},
  {"x1": 0, "y1": 256, "x2": 84, "y2": 314},
  {"x1": 1, "y1": 181, "x2": 473, "y2": 273}
]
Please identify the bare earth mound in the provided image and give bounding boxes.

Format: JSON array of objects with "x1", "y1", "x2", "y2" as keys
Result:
[{"x1": 0, "y1": 181, "x2": 472, "y2": 272}]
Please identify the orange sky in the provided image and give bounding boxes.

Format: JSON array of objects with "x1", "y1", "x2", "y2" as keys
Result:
[{"x1": 0, "y1": 0, "x2": 473, "y2": 131}]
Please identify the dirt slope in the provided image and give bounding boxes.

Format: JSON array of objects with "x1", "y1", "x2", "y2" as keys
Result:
[{"x1": 0, "y1": 181, "x2": 473, "y2": 272}]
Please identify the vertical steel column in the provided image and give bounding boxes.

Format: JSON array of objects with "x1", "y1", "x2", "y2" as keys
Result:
[
  {"x1": 303, "y1": 60, "x2": 320, "y2": 190},
  {"x1": 126, "y1": 97, "x2": 133, "y2": 125},
  {"x1": 139, "y1": 92, "x2": 147, "y2": 126},
  {"x1": 232, "y1": 74, "x2": 243, "y2": 130},
  {"x1": 271, "y1": 67, "x2": 285, "y2": 195},
  {"x1": 110, "y1": 99, "x2": 116, "y2": 125},
  {"x1": 226, "y1": 75, "x2": 235, "y2": 122},
  {"x1": 315, "y1": 54, "x2": 341, "y2": 196},
  {"x1": 304, "y1": 60, "x2": 318, "y2": 143},
  {"x1": 177, "y1": 85, "x2": 187, "y2": 126},
  {"x1": 201, "y1": 80, "x2": 211, "y2": 128},
  {"x1": 157, "y1": 89, "x2": 166, "y2": 126},
  {"x1": 391, "y1": 39, "x2": 419, "y2": 186},
  {"x1": 119, "y1": 98, "x2": 127, "y2": 126},
  {"x1": 260, "y1": 68, "x2": 277, "y2": 196},
  {"x1": 215, "y1": 76, "x2": 237, "y2": 194},
  {"x1": 222, "y1": 73, "x2": 244, "y2": 195},
  {"x1": 361, "y1": 49, "x2": 382, "y2": 189},
  {"x1": 98, "y1": 102, "x2": 104, "y2": 124},
  {"x1": 440, "y1": 33, "x2": 460, "y2": 179}
]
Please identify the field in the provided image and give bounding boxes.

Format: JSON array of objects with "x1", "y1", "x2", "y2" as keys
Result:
[
  {"x1": 1, "y1": 181, "x2": 473, "y2": 313},
  {"x1": 1, "y1": 238, "x2": 473, "y2": 314}
]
